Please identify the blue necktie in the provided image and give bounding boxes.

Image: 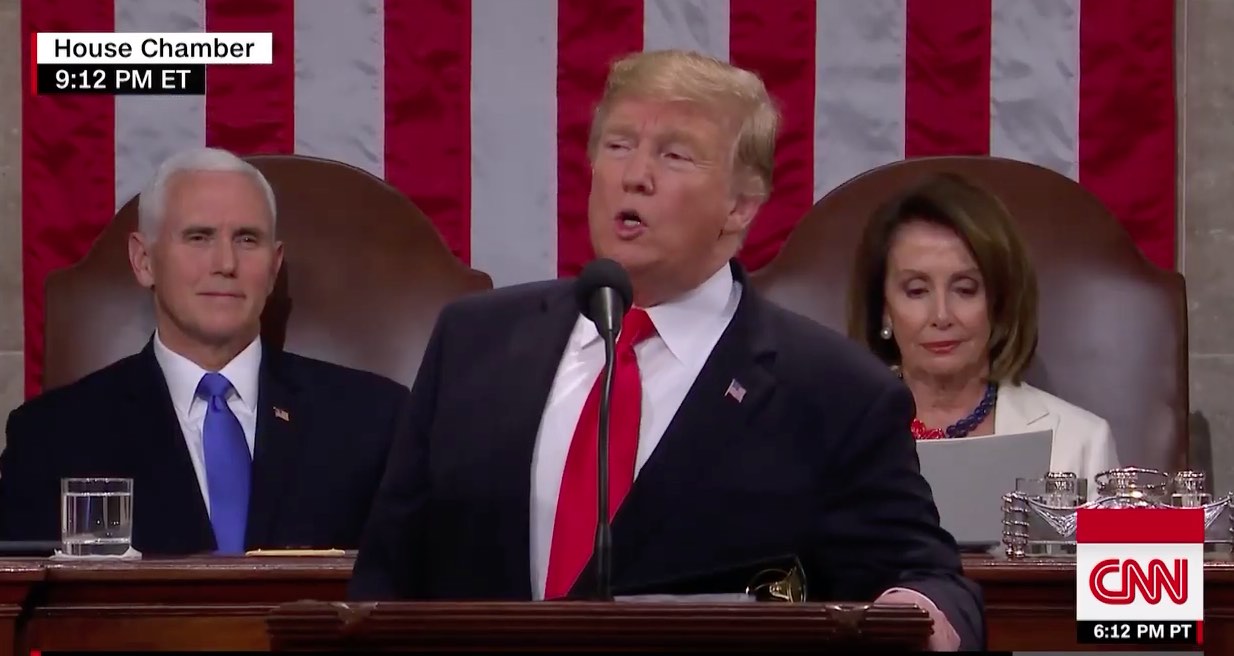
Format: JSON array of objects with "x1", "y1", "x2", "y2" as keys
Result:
[{"x1": 196, "y1": 372, "x2": 251, "y2": 554}]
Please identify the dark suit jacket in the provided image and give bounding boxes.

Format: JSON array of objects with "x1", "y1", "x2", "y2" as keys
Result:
[
  {"x1": 0, "y1": 340, "x2": 411, "y2": 555},
  {"x1": 348, "y1": 262, "x2": 985, "y2": 649}
]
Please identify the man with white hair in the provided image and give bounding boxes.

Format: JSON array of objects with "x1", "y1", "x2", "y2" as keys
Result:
[
  {"x1": 350, "y1": 50, "x2": 983, "y2": 651},
  {"x1": 0, "y1": 147, "x2": 411, "y2": 556}
]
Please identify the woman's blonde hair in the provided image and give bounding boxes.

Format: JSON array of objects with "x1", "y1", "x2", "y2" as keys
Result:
[{"x1": 587, "y1": 49, "x2": 780, "y2": 199}]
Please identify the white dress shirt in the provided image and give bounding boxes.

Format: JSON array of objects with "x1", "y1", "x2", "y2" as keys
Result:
[
  {"x1": 529, "y1": 264, "x2": 741, "y2": 600},
  {"x1": 152, "y1": 331, "x2": 261, "y2": 517}
]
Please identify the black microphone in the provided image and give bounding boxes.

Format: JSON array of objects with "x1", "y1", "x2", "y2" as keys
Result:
[{"x1": 573, "y1": 258, "x2": 633, "y2": 601}]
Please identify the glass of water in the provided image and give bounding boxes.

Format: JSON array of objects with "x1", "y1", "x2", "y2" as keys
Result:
[
  {"x1": 60, "y1": 478, "x2": 133, "y2": 556},
  {"x1": 1013, "y1": 475, "x2": 1081, "y2": 557}
]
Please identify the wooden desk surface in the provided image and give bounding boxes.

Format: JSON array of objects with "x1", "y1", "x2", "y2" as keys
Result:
[
  {"x1": 0, "y1": 561, "x2": 46, "y2": 656},
  {"x1": 5, "y1": 556, "x2": 353, "y2": 654},
  {"x1": 0, "y1": 554, "x2": 1222, "y2": 653},
  {"x1": 38, "y1": 556, "x2": 352, "y2": 602}
]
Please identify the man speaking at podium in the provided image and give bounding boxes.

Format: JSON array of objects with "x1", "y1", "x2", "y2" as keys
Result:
[{"x1": 349, "y1": 49, "x2": 983, "y2": 651}]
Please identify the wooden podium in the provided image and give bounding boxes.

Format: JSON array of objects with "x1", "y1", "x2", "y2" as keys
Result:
[{"x1": 266, "y1": 599, "x2": 932, "y2": 651}]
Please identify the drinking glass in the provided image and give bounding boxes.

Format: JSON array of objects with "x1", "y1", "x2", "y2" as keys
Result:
[{"x1": 60, "y1": 478, "x2": 133, "y2": 556}]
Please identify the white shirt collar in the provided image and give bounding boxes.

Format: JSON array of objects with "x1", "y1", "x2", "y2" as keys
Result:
[
  {"x1": 575, "y1": 264, "x2": 737, "y2": 366},
  {"x1": 152, "y1": 331, "x2": 263, "y2": 417}
]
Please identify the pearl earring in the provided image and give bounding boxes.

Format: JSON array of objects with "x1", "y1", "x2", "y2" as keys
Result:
[{"x1": 880, "y1": 325, "x2": 893, "y2": 340}]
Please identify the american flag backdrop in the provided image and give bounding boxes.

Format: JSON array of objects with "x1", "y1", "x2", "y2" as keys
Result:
[{"x1": 20, "y1": 0, "x2": 1176, "y2": 396}]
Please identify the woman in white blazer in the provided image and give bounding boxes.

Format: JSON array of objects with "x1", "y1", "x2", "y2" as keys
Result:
[
  {"x1": 846, "y1": 172, "x2": 1120, "y2": 496},
  {"x1": 994, "y1": 381, "x2": 1120, "y2": 494}
]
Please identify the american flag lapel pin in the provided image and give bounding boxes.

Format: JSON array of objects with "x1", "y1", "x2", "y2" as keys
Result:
[
  {"x1": 725, "y1": 379, "x2": 747, "y2": 403},
  {"x1": 274, "y1": 407, "x2": 291, "y2": 422}
]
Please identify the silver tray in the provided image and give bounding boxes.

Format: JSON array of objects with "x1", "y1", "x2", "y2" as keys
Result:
[{"x1": 1000, "y1": 467, "x2": 1229, "y2": 558}]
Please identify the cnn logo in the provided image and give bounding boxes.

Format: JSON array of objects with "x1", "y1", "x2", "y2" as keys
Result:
[
  {"x1": 1075, "y1": 508, "x2": 1204, "y2": 628},
  {"x1": 1088, "y1": 558, "x2": 1187, "y2": 605}
]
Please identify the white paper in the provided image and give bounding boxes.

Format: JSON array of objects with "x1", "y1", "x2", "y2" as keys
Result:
[
  {"x1": 50, "y1": 546, "x2": 143, "y2": 561},
  {"x1": 614, "y1": 593, "x2": 754, "y2": 603}
]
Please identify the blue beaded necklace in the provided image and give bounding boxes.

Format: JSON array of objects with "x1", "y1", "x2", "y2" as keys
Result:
[{"x1": 910, "y1": 381, "x2": 999, "y2": 440}]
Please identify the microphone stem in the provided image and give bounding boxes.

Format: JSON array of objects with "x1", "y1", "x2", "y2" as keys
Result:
[{"x1": 595, "y1": 333, "x2": 617, "y2": 601}]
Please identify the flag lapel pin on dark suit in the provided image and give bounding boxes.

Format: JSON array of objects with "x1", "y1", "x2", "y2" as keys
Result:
[
  {"x1": 725, "y1": 379, "x2": 746, "y2": 403},
  {"x1": 274, "y1": 407, "x2": 290, "y2": 422}
]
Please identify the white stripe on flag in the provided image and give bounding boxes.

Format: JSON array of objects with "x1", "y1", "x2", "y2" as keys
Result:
[
  {"x1": 990, "y1": 0, "x2": 1080, "y2": 180},
  {"x1": 470, "y1": 0, "x2": 559, "y2": 287},
  {"x1": 644, "y1": 0, "x2": 730, "y2": 62},
  {"x1": 114, "y1": 0, "x2": 206, "y2": 212},
  {"x1": 294, "y1": 0, "x2": 385, "y2": 178},
  {"x1": 813, "y1": 0, "x2": 907, "y2": 199}
]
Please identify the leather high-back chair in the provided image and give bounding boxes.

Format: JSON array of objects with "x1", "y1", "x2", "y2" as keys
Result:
[
  {"x1": 43, "y1": 154, "x2": 493, "y2": 391},
  {"x1": 750, "y1": 156, "x2": 1188, "y2": 474}
]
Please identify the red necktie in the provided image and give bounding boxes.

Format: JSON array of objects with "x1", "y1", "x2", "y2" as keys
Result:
[{"x1": 544, "y1": 308, "x2": 656, "y2": 599}]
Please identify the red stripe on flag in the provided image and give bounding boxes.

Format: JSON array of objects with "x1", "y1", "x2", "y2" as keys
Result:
[
  {"x1": 385, "y1": 0, "x2": 472, "y2": 265},
  {"x1": 730, "y1": 0, "x2": 816, "y2": 272},
  {"x1": 1076, "y1": 508, "x2": 1206, "y2": 544},
  {"x1": 205, "y1": 0, "x2": 295, "y2": 153},
  {"x1": 21, "y1": 0, "x2": 115, "y2": 397},
  {"x1": 1079, "y1": 0, "x2": 1176, "y2": 270},
  {"x1": 555, "y1": 0, "x2": 643, "y2": 277},
  {"x1": 905, "y1": 0, "x2": 992, "y2": 157}
]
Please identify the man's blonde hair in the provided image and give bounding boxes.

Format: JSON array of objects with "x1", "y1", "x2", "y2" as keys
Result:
[{"x1": 587, "y1": 49, "x2": 780, "y2": 199}]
